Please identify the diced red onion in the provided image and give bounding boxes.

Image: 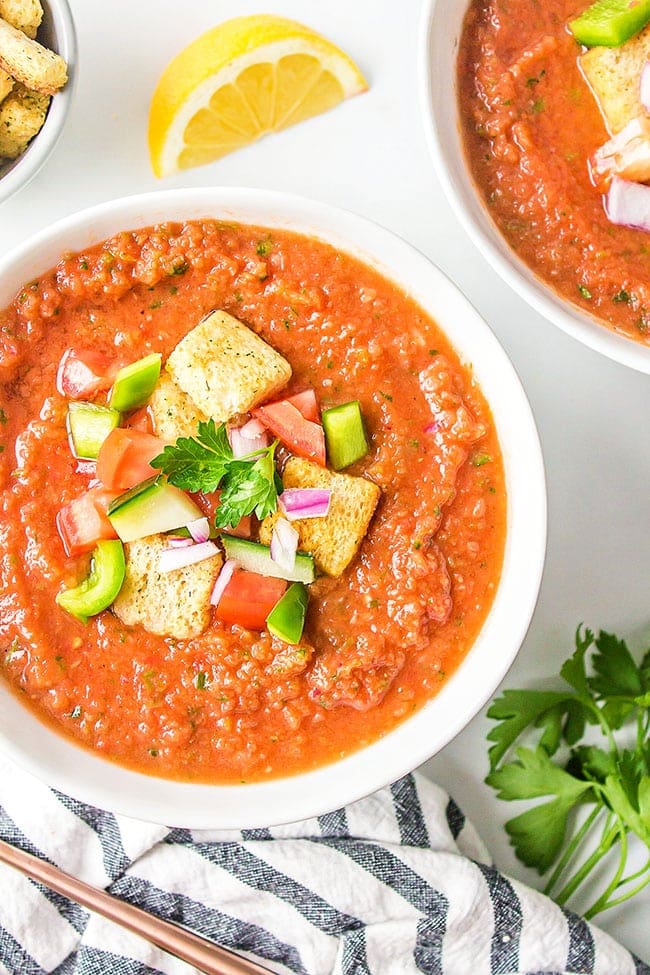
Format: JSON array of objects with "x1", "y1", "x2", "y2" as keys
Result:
[
  {"x1": 641, "y1": 61, "x2": 650, "y2": 113},
  {"x1": 606, "y1": 176, "x2": 650, "y2": 232},
  {"x1": 210, "y1": 558, "x2": 238, "y2": 606},
  {"x1": 279, "y1": 488, "x2": 331, "y2": 520},
  {"x1": 228, "y1": 422, "x2": 269, "y2": 457},
  {"x1": 270, "y1": 517, "x2": 299, "y2": 571},
  {"x1": 228, "y1": 425, "x2": 251, "y2": 458},
  {"x1": 424, "y1": 421, "x2": 438, "y2": 434},
  {"x1": 186, "y1": 516, "x2": 210, "y2": 544},
  {"x1": 159, "y1": 540, "x2": 219, "y2": 573},
  {"x1": 166, "y1": 536, "x2": 194, "y2": 549},
  {"x1": 240, "y1": 418, "x2": 267, "y2": 440}
]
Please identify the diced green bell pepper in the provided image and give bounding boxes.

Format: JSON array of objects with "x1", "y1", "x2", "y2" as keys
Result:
[
  {"x1": 569, "y1": 0, "x2": 650, "y2": 47},
  {"x1": 108, "y1": 353, "x2": 162, "y2": 412},
  {"x1": 56, "y1": 539, "x2": 125, "y2": 623},
  {"x1": 66, "y1": 401, "x2": 121, "y2": 460},
  {"x1": 322, "y1": 400, "x2": 369, "y2": 470},
  {"x1": 266, "y1": 582, "x2": 308, "y2": 643}
]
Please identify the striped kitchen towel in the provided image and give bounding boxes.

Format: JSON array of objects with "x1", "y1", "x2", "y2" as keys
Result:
[{"x1": 0, "y1": 755, "x2": 647, "y2": 975}]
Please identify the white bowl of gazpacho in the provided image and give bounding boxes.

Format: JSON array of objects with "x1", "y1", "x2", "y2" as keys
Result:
[
  {"x1": 420, "y1": 0, "x2": 650, "y2": 373},
  {"x1": 0, "y1": 188, "x2": 546, "y2": 827}
]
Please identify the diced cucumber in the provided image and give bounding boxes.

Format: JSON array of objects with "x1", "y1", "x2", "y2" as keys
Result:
[
  {"x1": 108, "y1": 353, "x2": 162, "y2": 412},
  {"x1": 56, "y1": 539, "x2": 125, "y2": 623},
  {"x1": 220, "y1": 535, "x2": 316, "y2": 583},
  {"x1": 67, "y1": 401, "x2": 120, "y2": 460},
  {"x1": 322, "y1": 400, "x2": 369, "y2": 470},
  {"x1": 108, "y1": 474, "x2": 203, "y2": 542},
  {"x1": 266, "y1": 582, "x2": 308, "y2": 644}
]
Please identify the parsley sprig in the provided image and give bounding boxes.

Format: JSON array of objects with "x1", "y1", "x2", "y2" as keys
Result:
[
  {"x1": 151, "y1": 420, "x2": 280, "y2": 528},
  {"x1": 486, "y1": 626, "x2": 650, "y2": 918}
]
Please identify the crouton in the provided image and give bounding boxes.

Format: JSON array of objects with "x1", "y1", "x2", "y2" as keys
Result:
[
  {"x1": 581, "y1": 25, "x2": 650, "y2": 134},
  {"x1": 0, "y1": 0, "x2": 42, "y2": 38},
  {"x1": 0, "y1": 16, "x2": 67, "y2": 95},
  {"x1": 0, "y1": 82, "x2": 49, "y2": 159},
  {"x1": 149, "y1": 372, "x2": 209, "y2": 442},
  {"x1": 0, "y1": 67, "x2": 12, "y2": 105},
  {"x1": 113, "y1": 533, "x2": 222, "y2": 640},
  {"x1": 166, "y1": 310, "x2": 292, "y2": 424},
  {"x1": 259, "y1": 457, "x2": 381, "y2": 577}
]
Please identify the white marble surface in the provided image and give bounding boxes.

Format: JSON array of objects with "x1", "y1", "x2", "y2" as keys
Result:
[{"x1": 1, "y1": 0, "x2": 649, "y2": 964}]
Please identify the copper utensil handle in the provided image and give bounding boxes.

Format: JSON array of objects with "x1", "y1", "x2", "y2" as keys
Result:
[{"x1": 0, "y1": 837, "x2": 271, "y2": 975}]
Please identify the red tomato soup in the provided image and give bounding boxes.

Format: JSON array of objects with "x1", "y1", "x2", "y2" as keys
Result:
[
  {"x1": 458, "y1": 0, "x2": 650, "y2": 342},
  {"x1": 0, "y1": 221, "x2": 506, "y2": 784}
]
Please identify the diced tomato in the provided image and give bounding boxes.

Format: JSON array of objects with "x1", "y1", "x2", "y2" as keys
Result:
[
  {"x1": 56, "y1": 349, "x2": 121, "y2": 401},
  {"x1": 96, "y1": 428, "x2": 167, "y2": 491},
  {"x1": 253, "y1": 400, "x2": 326, "y2": 466},
  {"x1": 56, "y1": 487, "x2": 120, "y2": 557},
  {"x1": 214, "y1": 568, "x2": 287, "y2": 630},
  {"x1": 190, "y1": 490, "x2": 252, "y2": 539},
  {"x1": 284, "y1": 389, "x2": 320, "y2": 423},
  {"x1": 125, "y1": 406, "x2": 155, "y2": 434}
]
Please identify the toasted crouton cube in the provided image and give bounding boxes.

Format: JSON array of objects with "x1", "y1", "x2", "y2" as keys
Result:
[
  {"x1": 166, "y1": 310, "x2": 292, "y2": 424},
  {"x1": 259, "y1": 457, "x2": 381, "y2": 577},
  {"x1": 0, "y1": 82, "x2": 49, "y2": 159},
  {"x1": 113, "y1": 533, "x2": 222, "y2": 640},
  {"x1": 0, "y1": 67, "x2": 12, "y2": 105},
  {"x1": 0, "y1": 16, "x2": 67, "y2": 95},
  {"x1": 0, "y1": 0, "x2": 43, "y2": 38},
  {"x1": 149, "y1": 372, "x2": 209, "y2": 442},
  {"x1": 581, "y1": 25, "x2": 650, "y2": 134}
]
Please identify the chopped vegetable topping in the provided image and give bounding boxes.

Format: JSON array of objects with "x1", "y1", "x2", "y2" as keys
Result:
[
  {"x1": 266, "y1": 582, "x2": 309, "y2": 644},
  {"x1": 322, "y1": 400, "x2": 369, "y2": 470},
  {"x1": 151, "y1": 420, "x2": 281, "y2": 528},
  {"x1": 108, "y1": 353, "x2": 162, "y2": 412},
  {"x1": 279, "y1": 488, "x2": 332, "y2": 520},
  {"x1": 213, "y1": 567, "x2": 287, "y2": 630},
  {"x1": 56, "y1": 540, "x2": 126, "y2": 623},
  {"x1": 569, "y1": 0, "x2": 650, "y2": 47}
]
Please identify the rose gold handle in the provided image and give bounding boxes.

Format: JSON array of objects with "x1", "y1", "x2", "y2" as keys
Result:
[{"x1": 0, "y1": 838, "x2": 272, "y2": 975}]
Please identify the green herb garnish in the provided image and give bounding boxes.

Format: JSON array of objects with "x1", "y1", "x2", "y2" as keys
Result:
[
  {"x1": 578, "y1": 284, "x2": 592, "y2": 300},
  {"x1": 486, "y1": 626, "x2": 650, "y2": 919},
  {"x1": 152, "y1": 420, "x2": 280, "y2": 528},
  {"x1": 613, "y1": 289, "x2": 631, "y2": 304}
]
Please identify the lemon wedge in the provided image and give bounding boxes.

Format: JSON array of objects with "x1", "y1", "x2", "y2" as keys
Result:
[{"x1": 148, "y1": 15, "x2": 368, "y2": 178}]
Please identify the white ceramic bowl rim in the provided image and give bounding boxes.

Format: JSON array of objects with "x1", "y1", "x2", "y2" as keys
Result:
[
  {"x1": 418, "y1": 0, "x2": 650, "y2": 375},
  {"x1": 0, "y1": 0, "x2": 77, "y2": 205},
  {"x1": 0, "y1": 187, "x2": 546, "y2": 828}
]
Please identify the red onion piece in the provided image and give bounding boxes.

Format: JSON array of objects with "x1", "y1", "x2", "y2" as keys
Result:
[
  {"x1": 159, "y1": 540, "x2": 219, "y2": 573},
  {"x1": 424, "y1": 421, "x2": 438, "y2": 434},
  {"x1": 606, "y1": 176, "x2": 650, "y2": 232},
  {"x1": 641, "y1": 61, "x2": 650, "y2": 113},
  {"x1": 210, "y1": 558, "x2": 238, "y2": 606},
  {"x1": 186, "y1": 516, "x2": 210, "y2": 544},
  {"x1": 240, "y1": 418, "x2": 268, "y2": 440},
  {"x1": 228, "y1": 422, "x2": 269, "y2": 457},
  {"x1": 166, "y1": 536, "x2": 194, "y2": 549},
  {"x1": 270, "y1": 517, "x2": 299, "y2": 571},
  {"x1": 278, "y1": 488, "x2": 331, "y2": 521}
]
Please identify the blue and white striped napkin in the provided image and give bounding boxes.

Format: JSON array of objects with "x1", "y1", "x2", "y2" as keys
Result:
[{"x1": 0, "y1": 754, "x2": 646, "y2": 975}]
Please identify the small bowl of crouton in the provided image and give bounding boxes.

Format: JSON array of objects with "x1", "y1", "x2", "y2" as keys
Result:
[
  {"x1": 420, "y1": 0, "x2": 650, "y2": 373},
  {"x1": 0, "y1": 0, "x2": 75, "y2": 204}
]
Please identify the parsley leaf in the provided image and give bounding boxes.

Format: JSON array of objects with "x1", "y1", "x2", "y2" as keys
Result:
[
  {"x1": 151, "y1": 420, "x2": 280, "y2": 527},
  {"x1": 486, "y1": 626, "x2": 650, "y2": 918}
]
